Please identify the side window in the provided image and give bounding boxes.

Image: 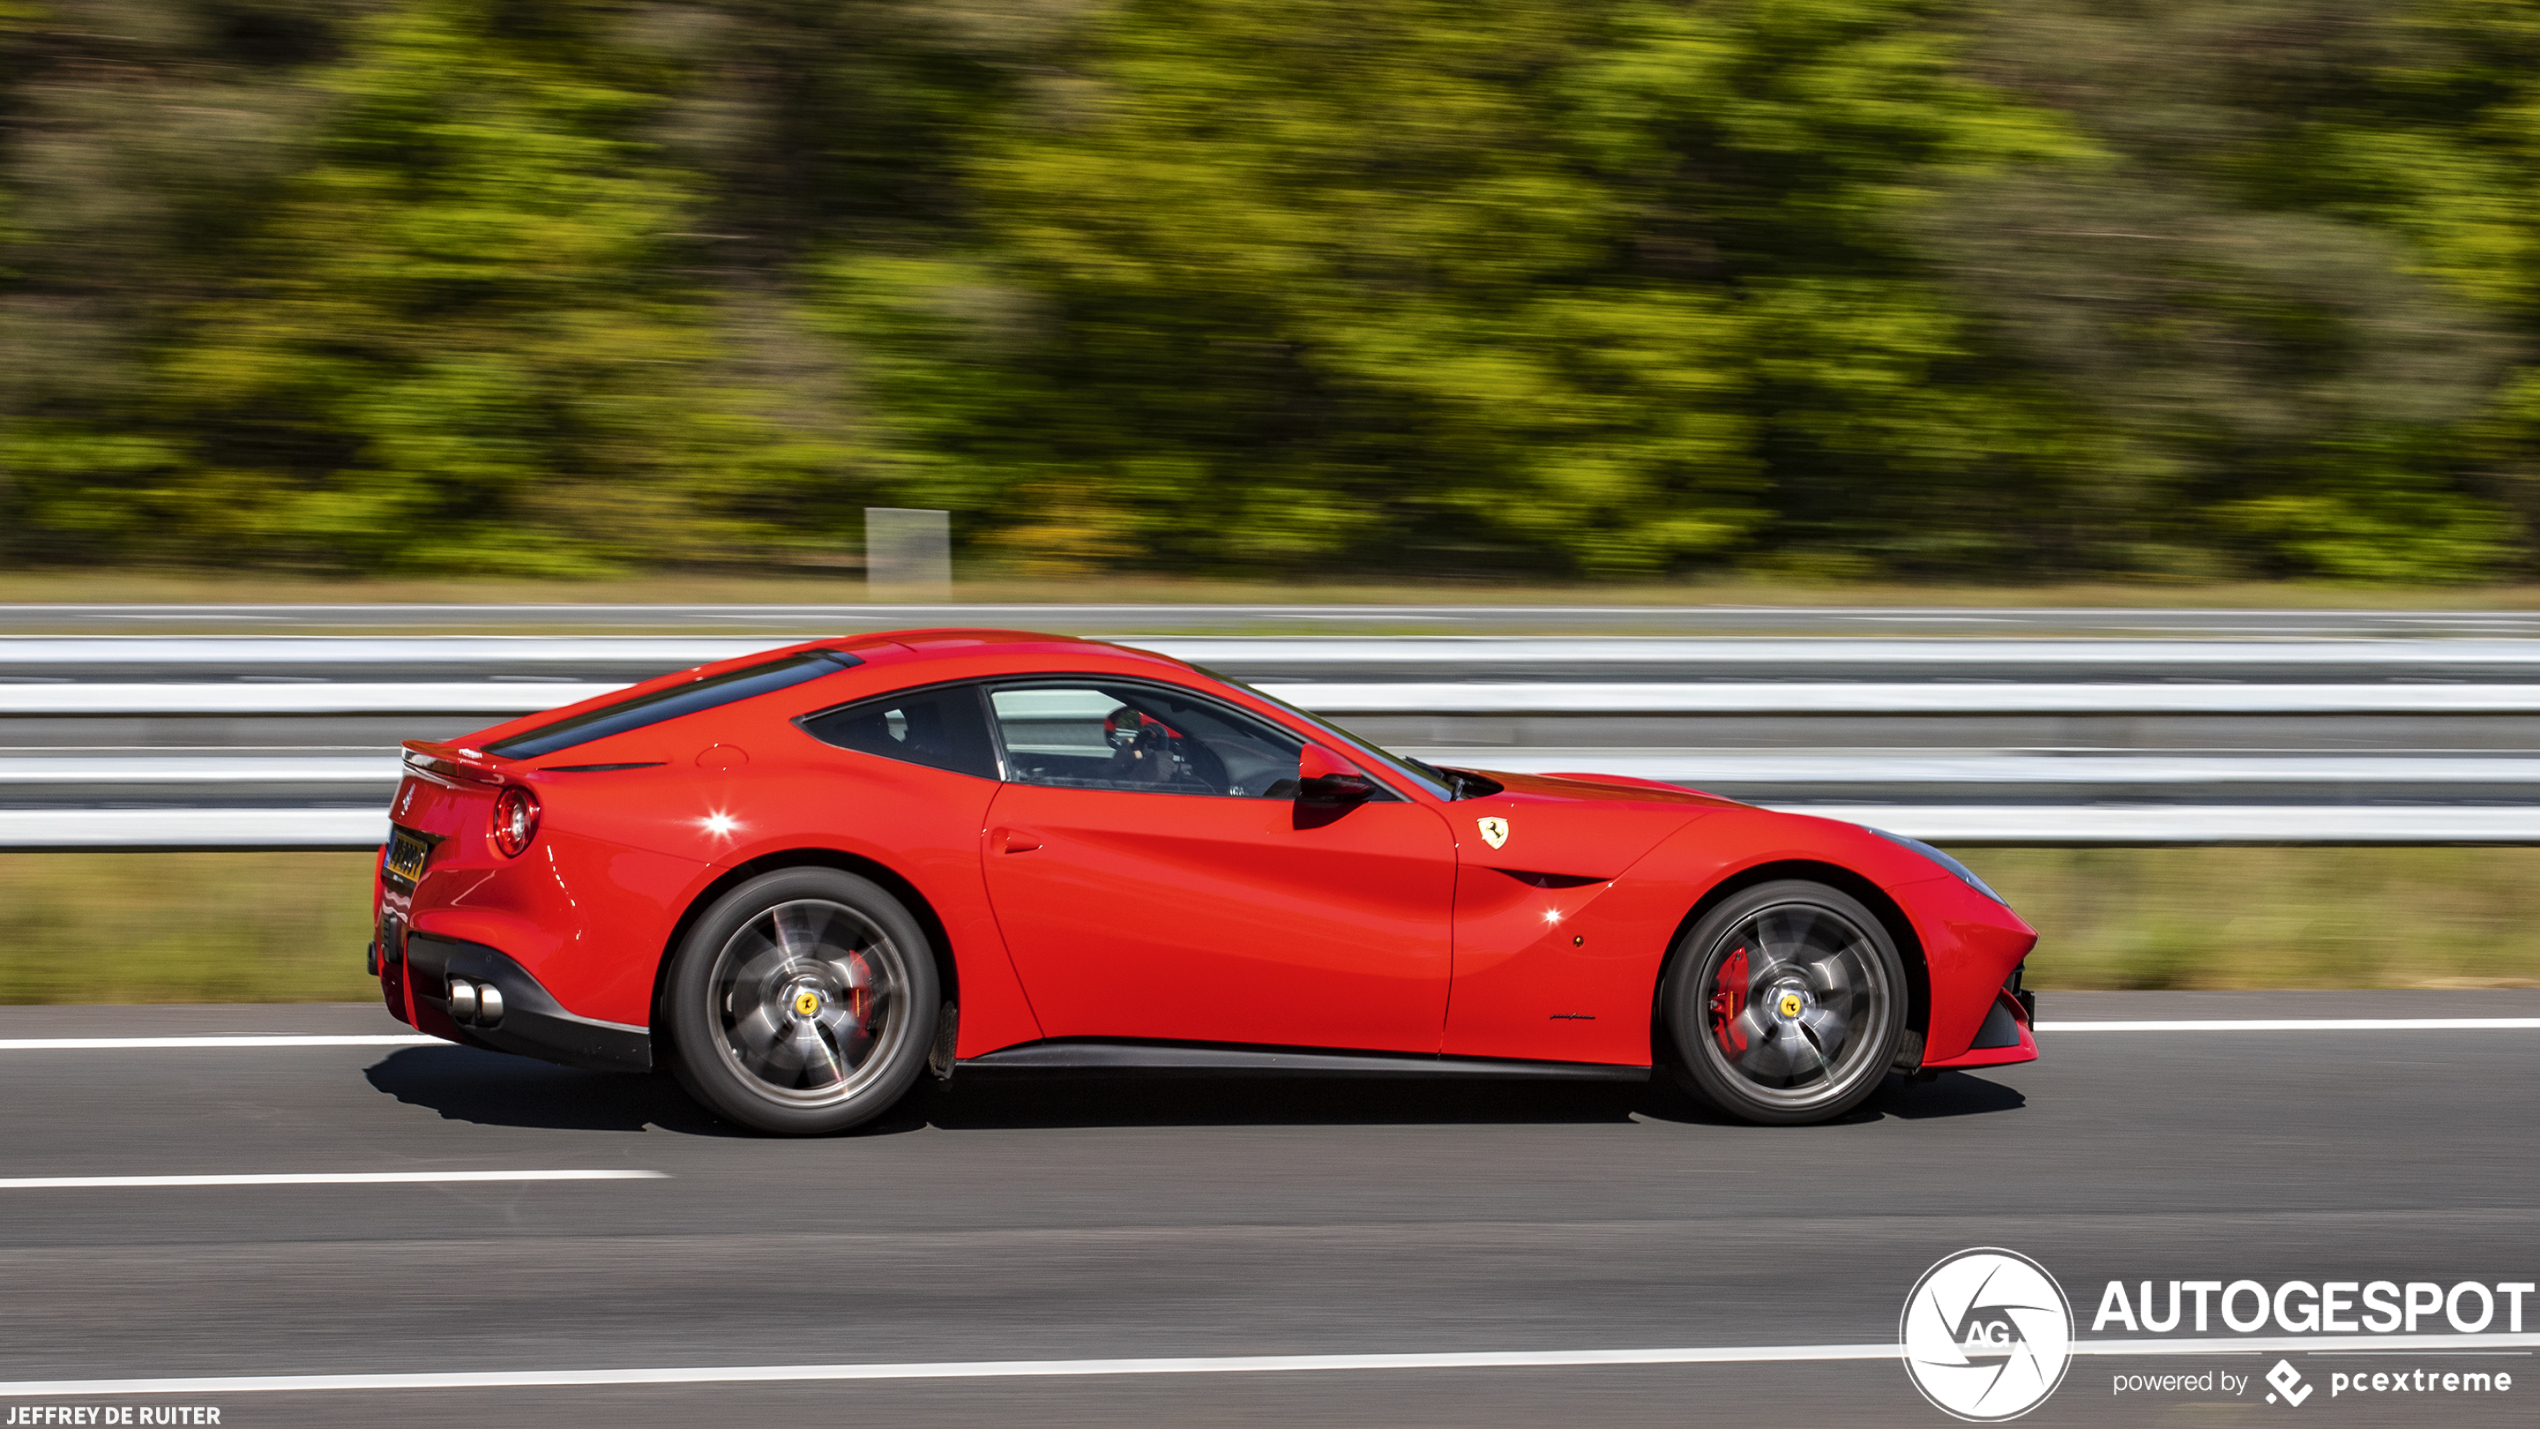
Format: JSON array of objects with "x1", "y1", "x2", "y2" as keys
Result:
[
  {"x1": 988, "y1": 683, "x2": 1309, "y2": 798},
  {"x1": 798, "y1": 683, "x2": 999, "y2": 780}
]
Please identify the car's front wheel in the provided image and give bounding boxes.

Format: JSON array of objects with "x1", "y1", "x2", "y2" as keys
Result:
[
  {"x1": 665, "y1": 867, "x2": 939, "y2": 1135},
  {"x1": 1660, "y1": 880, "x2": 1907, "y2": 1125}
]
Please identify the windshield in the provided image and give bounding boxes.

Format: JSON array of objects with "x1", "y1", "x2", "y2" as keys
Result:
[{"x1": 1196, "y1": 667, "x2": 1489, "y2": 800}]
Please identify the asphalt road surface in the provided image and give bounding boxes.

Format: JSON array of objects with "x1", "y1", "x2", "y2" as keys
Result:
[{"x1": 1, "y1": 991, "x2": 2536, "y2": 1427}]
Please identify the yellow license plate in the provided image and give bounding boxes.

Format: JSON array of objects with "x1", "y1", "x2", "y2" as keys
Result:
[{"x1": 385, "y1": 829, "x2": 432, "y2": 884}]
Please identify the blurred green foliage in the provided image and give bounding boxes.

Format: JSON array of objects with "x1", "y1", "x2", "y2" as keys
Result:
[
  {"x1": 9, "y1": 0, "x2": 2540, "y2": 578},
  {"x1": 1975, "y1": 845, "x2": 2540, "y2": 990},
  {"x1": 0, "y1": 852, "x2": 378, "y2": 1002}
]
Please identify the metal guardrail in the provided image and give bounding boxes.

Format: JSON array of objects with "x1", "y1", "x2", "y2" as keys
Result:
[
  {"x1": 12, "y1": 751, "x2": 2536, "y2": 790},
  {"x1": 14, "y1": 804, "x2": 2540, "y2": 852},
  {"x1": 1277, "y1": 682, "x2": 2540, "y2": 714},
  {"x1": 1467, "y1": 750, "x2": 2540, "y2": 788},
  {"x1": 8, "y1": 628, "x2": 2540, "y2": 848},
  {"x1": 1149, "y1": 637, "x2": 2540, "y2": 668},
  {"x1": 0, "y1": 684, "x2": 603, "y2": 716},
  {"x1": 20, "y1": 679, "x2": 2540, "y2": 716}
]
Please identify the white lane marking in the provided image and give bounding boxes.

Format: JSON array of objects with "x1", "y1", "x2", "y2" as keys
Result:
[
  {"x1": 8, "y1": 1332, "x2": 2540, "y2": 1396},
  {"x1": 0, "y1": 1347, "x2": 1924, "y2": 1397},
  {"x1": 0, "y1": 1171, "x2": 664, "y2": 1190},
  {"x1": 0, "y1": 1035, "x2": 439, "y2": 1051},
  {"x1": 2039, "y1": 1018, "x2": 2540, "y2": 1032}
]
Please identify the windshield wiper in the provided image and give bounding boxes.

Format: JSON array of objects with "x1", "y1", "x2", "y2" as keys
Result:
[{"x1": 1422, "y1": 763, "x2": 1503, "y2": 800}]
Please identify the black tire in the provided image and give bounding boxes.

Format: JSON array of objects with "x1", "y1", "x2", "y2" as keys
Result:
[
  {"x1": 664, "y1": 867, "x2": 940, "y2": 1135},
  {"x1": 1659, "y1": 880, "x2": 1907, "y2": 1126}
]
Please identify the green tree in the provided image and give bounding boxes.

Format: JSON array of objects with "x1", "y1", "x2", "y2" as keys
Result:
[
  {"x1": 2330, "y1": 0, "x2": 2540, "y2": 573},
  {"x1": 156, "y1": 0, "x2": 848, "y2": 571},
  {"x1": 0, "y1": 0, "x2": 345, "y2": 566},
  {"x1": 11, "y1": 0, "x2": 2540, "y2": 583},
  {"x1": 820, "y1": 0, "x2": 2081, "y2": 578},
  {"x1": 1927, "y1": 0, "x2": 2522, "y2": 580},
  {"x1": 1567, "y1": 0, "x2": 2087, "y2": 575},
  {"x1": 823, "y1": 0, "x2": 1760, "y2": 577}
]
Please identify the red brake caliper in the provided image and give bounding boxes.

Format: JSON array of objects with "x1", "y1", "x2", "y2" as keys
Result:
[{"x1": 1709, "y1": 946, "x2": 1750, "y2": 1056}]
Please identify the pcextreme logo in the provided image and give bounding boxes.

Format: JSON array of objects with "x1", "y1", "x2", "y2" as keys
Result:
[{"x1": 1901, "y1": 1248, "x2": 2076, "y2": 1421}]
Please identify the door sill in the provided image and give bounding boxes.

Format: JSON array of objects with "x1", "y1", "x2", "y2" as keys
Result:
[{"x1": 955, "y1": 1039, "x2": 1649, "y2": 1081}]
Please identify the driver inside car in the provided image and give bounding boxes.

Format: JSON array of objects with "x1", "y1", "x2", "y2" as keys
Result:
[{"x1": 1100, "y1": 705, "x2": 1204, "y2": 788}]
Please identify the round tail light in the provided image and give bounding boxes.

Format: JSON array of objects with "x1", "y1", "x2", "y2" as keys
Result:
[{"x1": 492, "y1": 786, "x2": 540, "y2": 857}]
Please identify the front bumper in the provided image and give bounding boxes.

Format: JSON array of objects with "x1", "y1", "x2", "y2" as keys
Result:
[
  {"x1": 379, "y1": 930, "x2": 652, "y2": 1074},
  {"x1": 1922, "y1": 986, "x2": 2037, "y2": 1071}
]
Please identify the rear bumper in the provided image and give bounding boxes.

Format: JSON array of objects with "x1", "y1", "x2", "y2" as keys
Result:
[{"x1": 383, "y1": 931, "x2": 652, "y2": 1074}]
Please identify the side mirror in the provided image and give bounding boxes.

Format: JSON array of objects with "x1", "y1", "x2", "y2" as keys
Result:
[{"x1": 1295, "y1": 743, "x2": 1374, "y2": 805}]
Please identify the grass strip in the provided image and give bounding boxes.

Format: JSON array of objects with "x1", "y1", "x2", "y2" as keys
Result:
[{"x1": 3, "y1": 846, "x2": 2536, "y2": 1003}]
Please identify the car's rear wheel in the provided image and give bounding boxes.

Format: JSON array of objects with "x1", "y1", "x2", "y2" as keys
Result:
[
  {"x1": 1660, "y1": 880, "x2": 1907, "y2": 1126},
  {"x1": 665, "y1": 867, "x2": 939, "y2": 1135}
]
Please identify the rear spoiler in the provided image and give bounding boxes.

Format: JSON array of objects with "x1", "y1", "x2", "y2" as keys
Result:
[{"x1": 401, "y1": 740, "x2": 514, "y2": 786}]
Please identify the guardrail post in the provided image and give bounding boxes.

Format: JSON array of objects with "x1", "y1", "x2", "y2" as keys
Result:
[{"x1": 865, "y1": 508, "x2": 951, "y2": 600}]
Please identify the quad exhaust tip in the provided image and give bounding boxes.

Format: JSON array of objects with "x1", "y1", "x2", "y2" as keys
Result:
[{"x1": 446, "y1": 978, "x2": 504, "y2": 1029}]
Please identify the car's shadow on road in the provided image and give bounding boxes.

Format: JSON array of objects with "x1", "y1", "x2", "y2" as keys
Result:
[
  {"x1": 899, "y1": 1073, "x2": 1673, "y2": 1131},
  {"x1": 1877, "y1": 1071, "x2": 2027, "y2": 1120},
  {"x1": 367, "y1": 1047, "x2": 2023, "y2": 1136},
  {"x1": 364, "y1": 1046, "x2": 745, "y2": 1137},
  {"x1": 888, "y1": 1068, "x2": 2021, "y2": 1132}
]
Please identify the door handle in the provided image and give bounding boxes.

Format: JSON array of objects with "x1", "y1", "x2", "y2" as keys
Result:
[{"x1": 997, "y1": 827, "x2": 1043, "y2": 854}]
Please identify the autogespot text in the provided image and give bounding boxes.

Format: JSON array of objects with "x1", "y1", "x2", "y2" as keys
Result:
[{"x1": 2091, "y1": 1278, "x2": 2535, "y2": 1335}]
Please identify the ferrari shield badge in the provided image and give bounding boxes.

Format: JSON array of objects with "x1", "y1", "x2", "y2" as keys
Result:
[{"x1": 1477, "y1": 816, "x2": 1510, "y2": 850}]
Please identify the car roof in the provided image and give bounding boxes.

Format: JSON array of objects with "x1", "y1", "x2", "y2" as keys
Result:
[
  {"x1": 869, "y1": 628, "x2": 1185, "y2": 672},
  {"x1": 875, "y1": 627, "x2": 1094, "y2": 651}
]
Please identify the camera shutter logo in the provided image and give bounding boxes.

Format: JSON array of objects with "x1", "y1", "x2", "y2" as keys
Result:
[{"x1": 1901, "y1": 1248, "x2": 2075, "y2": 1421}]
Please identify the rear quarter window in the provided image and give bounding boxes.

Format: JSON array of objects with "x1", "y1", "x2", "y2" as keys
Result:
[{"x1": 486, "y1": 650, "x2": 863, "y2": 760}]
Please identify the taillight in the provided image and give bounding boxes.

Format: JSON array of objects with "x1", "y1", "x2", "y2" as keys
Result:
[{"x1": 492, "y1": 786, "x2": 540, "y2": 857}]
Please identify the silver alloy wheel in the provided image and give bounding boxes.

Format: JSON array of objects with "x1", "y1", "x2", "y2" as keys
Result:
[
  {"x1": 1699, "y1": 898, "x2": 1891, "y2": 1109},
  {"x1": 706, "y1": 897, "x2": 914, "y2": 1107}
]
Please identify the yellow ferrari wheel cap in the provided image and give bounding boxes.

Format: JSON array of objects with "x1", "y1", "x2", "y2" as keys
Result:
[
  {"x1": 1778, "y1": 992, "x2": 1803, "y2": 1018},
  {"x1": 793, "y1": 990, "x2": 822, "y2": 1017}
]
